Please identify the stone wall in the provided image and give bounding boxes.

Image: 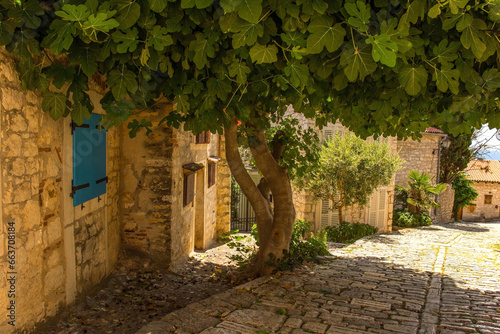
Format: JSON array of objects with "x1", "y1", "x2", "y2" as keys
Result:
[
  {"x1": 215, "y1": 135, "x2": 231, "y2": 238},
  {"x1": 436, "y1": 184, "x2": 454, "y2": 223},
  {"x1": 0, "y1": 49, "x2": 121, "y2": 333},
  {"x1": 462, "y1": 182, "x2": 500, "y2": 221},
  {"x1": 169, "y1": 128, "x2": 223, "y2": 270},
  {"x1": 121, "y1": 106, "x2": 174, "y2": 265},
  {"x1": 395, "y1": 134, "x2": 442, "y2": 188}
]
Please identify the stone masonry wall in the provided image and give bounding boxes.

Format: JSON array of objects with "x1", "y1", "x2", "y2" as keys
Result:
[
  {"x1": 395, "y1": 135, "x2": 442, "y2": 187},
  {"x1": 121, "y1": 105, "x2": 173, "y2": 265},
  {"x1": 0, "y1": 49, "x2": 121, "y2": 333},
  {"x1": 215, "y1": 134, "x2": 231, "y2": 238},
  {"x1": 169, "y1": 128, "x2": 222, "y2": 270},
  {"x1": 436, "y1": 184, "x2": 454, "y2": 223},
  {"x1": 462, "y1": 182, "x2": 500, "y2": 220}
]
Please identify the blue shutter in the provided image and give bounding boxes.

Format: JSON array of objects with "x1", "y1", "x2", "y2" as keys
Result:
[{"x1": 72, "y1": 114, "x2": 107, "y2": 206}]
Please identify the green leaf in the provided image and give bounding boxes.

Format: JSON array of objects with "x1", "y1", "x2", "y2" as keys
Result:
[
  {"x1": 207, "y1": 78, "x2": 232, "y2": 100},
  {"x1": 181, "y1": 0, "x2": 195, "y2": 8},
  {"x1": 344, "y1": 1, "x2": 371, "y2": 32},
  {"x1": 48, "y1": 20, "x2": 77, "y2": 54},
  {"x1": 196, "y1": 0, "x2": 213, "y2": 9},
  {"x1": 232, "y1": 22, "x2": 264, "y2": 48},
  {"x1": 448, "y1": 0, "x2": 468, "y2": 15},
  {"x1": 433, "y1": 63, "x2": 460, "y2": 94},
  {"x1": 284, "y1": 60, "x2": 309, "y2": 88},
  {"x1": 366, "y1": 34, "x2": 398, "y2": 67},
  {"x1": 432, "y1": 40, "x2": 461, "y2": 63},
  {"x1": 56, "y1": 4, "x2": 90, "y2": 22},
  {"x1": 398, "y1": 0, "x2": 424, "y2": 30},
  {"x1": 174, "y1": 95, "x2": 191, "y2": 114},
  {"x1": 8, "y1": 0, "x2": 44, "y2": 29},
  {"x1": 456, "y1": 13, "x2": 473, "y2": 31},
  {"x1": 69, "y1": 72, "x2": 89, "y2": 102},
  {"x1": 71, "y1": 102, "x2": 91, "y2": 126},
  {"x1": 112, "y1": 0, "x2": 141, "y2": 30},
  {"x1": 105, "y1": 100, "x2": 135, "y2": 122},
  {"x1": 149, "y1": 0, "x2": 168, "y2": 12},
  {"x1": 306, "y1": 16, "x2": 345, "y2": 53},
  {"x1": 236, "y1": 0, "x2": 263, "y2": 23},
  {"x1": 380, "y1": 18, "x2": 412, "y2": 54},
  {"x1": 149, "y1": 25, "x2": 173, "y2": 51},
  {"x1": 399, "y1": 65, "x2": 428, "y2": 96},
  {"x1": 127, "y1": 119, "x2": 152, "y2": 138},
  {"x1": 249, "y1": 44, "x2": 278, "y2": 64},
  {"x1": 482, "y1": 69, "x2": 500, "y2": 92},
  {"x1": 428, "y1": 4, "x2": 441, "y2": 18},
  {"x1": 0, "y1": 21, "x2": 14, "y2": 46},
  {"x1": 460, "y1": 19, "x2": 487, "y2": 59},
  {"x1": 10, "y1": 29, "x2": 40, "y2": 57},
  {"x1": 68, "y1": 44, "x2": 99, "y2": 76},
  {"x1": 488, "y1": 4, "x2": 500, "y2": 23},
  {"x1": 42, "y1": 92, "x2": 68, "y2": 121},
  {"x1": 112, "y1": 28, "x2": 139, "y2": 53},
  {"x1": 189, "y1": 33, "x2": 215, "y2": 69},
  {"x1": 108, "y1": 66, "x2": 138, "y2": 100},
  {"x1": 45, "y1": 63, "x2": 76, "y2": 89},
  {"x1": 83, "y1": 12, "x2": 120, "y2": 41},
  {"x1": 229, "y1": 60, "x2": 251, "y2": 83},
  {"x1": 340, "y1": 43, "x2": 376, "y2": 81}
]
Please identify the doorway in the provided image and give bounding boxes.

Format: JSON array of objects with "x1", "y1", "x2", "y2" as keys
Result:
[{"x1": 194, "y1": 168, "x2": 205, "y2": 249}]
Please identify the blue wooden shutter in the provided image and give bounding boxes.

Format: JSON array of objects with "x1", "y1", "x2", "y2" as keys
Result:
[{"x1": 72, "y1": 114, "x2": 107, "y2": 206}]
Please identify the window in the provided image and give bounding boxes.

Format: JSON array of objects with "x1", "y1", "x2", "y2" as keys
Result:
[
  {"x1": 467, "y1": 204, "x2": 476, "y2": 213},
  {"x1": 485, "y1": 195, "x2": 493, "y2": 204},
  {"x1": 196, "y1": 131, "x2": 211, "y2": 144},
  {"x1": 71, "y1": 114, "x2": 107, "y2": 206},
  {"x1": 183, "y1": 173, "x2": 195, "y2": 207},
  {"x1": 208, "y1": 163, "x2": 216, "y2": 188}
]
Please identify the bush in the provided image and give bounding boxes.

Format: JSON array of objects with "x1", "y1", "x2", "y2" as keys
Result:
[
  {"x1": 393, "y1": 209, "x2": 432, "y2": 228},
  {"x1": 276, "y1": 219, "x2": 330, "y2": 271},
  {"x1": 323, "y1": 222, "x2": 378, "y2": 243},
  {"x1": 221, "y1": 220, "x2": 330, "y2": 273}
]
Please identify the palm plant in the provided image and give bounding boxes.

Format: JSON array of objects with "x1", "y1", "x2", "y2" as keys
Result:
[{"x1": 395, "y1": 171, "x2": 447, "y2": 215}]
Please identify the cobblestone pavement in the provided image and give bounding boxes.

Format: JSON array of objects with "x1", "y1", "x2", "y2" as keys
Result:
[{"x1": 136, "y1": 222, "x2": 500, "y2": 334}]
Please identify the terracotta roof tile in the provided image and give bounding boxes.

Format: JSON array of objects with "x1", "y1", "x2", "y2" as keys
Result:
[
  {"x1": 466, "y1": 160, "x2": 500, "y2": 183},
  {"x1": 425, "y1": 127, "x2": 444, "y2": 133}
]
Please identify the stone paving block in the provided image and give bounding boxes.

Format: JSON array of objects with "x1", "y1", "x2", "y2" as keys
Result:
[
  {"x1": 215, "y1": 320, "x2": 258, "y2": 334},
  {"x1": 351, "y1": 298, "x2": 392, "y2": 310},
  {"x1": 326, "y1": 325, "x2": 366, "y2": 333},
  {"x1": 161, "y1": 308, "x2": 220, "y2": 333},
  {"x1": 135, "y1": 320, "x2": 176, "y2": 334},
  {"x1": 225, "y1": 309, "x2": 286, "y2": 331},
  {"x1": 383, "y1": 323, "x2": 417, "y2": 333},
  {"x1": 284, "y1": 317, "x2": 303, "y2": 328},
  {"x1": 198, "y1": 328, "x2": 235, "y2": 334},
  {"x1": 302, "y1": 321, "x2": 329, "y2": 333}
]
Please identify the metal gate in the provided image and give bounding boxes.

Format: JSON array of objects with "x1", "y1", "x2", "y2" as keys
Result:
[{"x1": 230, "y1": 177, "x2": 255, "y2": 232}]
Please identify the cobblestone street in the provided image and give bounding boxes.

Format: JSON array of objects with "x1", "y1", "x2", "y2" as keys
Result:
[{"x1": 137, "y1": 222, "x2": 500, "y2": 334}]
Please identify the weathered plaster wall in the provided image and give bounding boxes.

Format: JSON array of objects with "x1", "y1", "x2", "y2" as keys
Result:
[
  {"x1": 0, "y1": 49, "x2": 120, "y2": 333},
  {"x1": 121, "y1": 106, "x2": 173, "y2": 265},
  {"x1": 436, "y1": 184, "x2": 454, "y2": 223},
  {"x1": 462, "y1": 182, "x2": 500, "y2": 220},
  {"x1": 215, "y1": 134, "x2": 231, "y2": 238}
]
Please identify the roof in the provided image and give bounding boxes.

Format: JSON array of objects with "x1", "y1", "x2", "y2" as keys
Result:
[
  {"x1": 425, "y1": 127, "x2": 444, "y2": 134},
  {"x1": 465, "y1": 160, "x2": 500, "y2": 183}
]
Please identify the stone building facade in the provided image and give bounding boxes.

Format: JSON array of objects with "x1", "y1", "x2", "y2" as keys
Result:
[
  {"x1": 393, "y1": 128, "x2": 453, "y2": 222},
  {"x1": 462, "y1": 160, "x2": 500, "y2": 220},
  {"x1": 0, "y1": 49, "x2": 230, "y2": 333}
]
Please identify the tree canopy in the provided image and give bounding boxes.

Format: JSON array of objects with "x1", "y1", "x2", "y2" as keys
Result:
[
  {"x1": 297, "y1": 133, "x2": 402, "y2": 223},
  {"x1": 1, "y1": 0, "x2": 499, "y2": 138}
]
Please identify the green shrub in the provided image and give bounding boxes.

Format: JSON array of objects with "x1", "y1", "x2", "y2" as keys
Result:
[
  {"x1": 221, "y1": 220, "x2": 330, "y2": 272},
  {"x1": 323, "y1": 221, "x2": 378, "y2": 243},
  {"x1": 275, "y1": 219, "x2": 330, "y2": 271},
  {"x1": 393, "y1": 209, "x2": 432, "y2": 228}
]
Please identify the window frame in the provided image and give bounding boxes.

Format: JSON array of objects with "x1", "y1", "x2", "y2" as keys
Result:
[
  {"x1": 485, "y1": 194, "x2": 493, "y2": 204},
  {"x1": 196, "y1": 131, "x2": 211, "y2": 144},
  {"x1": 208, "y1": 162, "x2": 216, "y2": 188},
  {"x1": 183, "y1": 172, "x2": 195, "y2": 207}
]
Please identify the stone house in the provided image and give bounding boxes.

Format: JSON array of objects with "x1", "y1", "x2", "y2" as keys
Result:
[
  {"x1": 294, "y1": 120, "x2": 455, "y2": 233},
  {"x1": 0, "y1": 49, "x2": 230, "y2": 333},
  {"x1": 394, "y1": 127, "x2": 455, "y2": 223},
  {"x1": 461, "y1": 159, "x2": 500, "y2": 220}
]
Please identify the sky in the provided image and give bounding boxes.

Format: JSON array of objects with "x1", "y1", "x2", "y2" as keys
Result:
[{"x1": 473, "y1": 125, "x2": 500, "y2": 160}]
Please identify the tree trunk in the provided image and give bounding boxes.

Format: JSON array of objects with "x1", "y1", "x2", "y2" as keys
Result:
[{"x1": 224, "y1": 118, "x2": 295, "y2": 277}]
